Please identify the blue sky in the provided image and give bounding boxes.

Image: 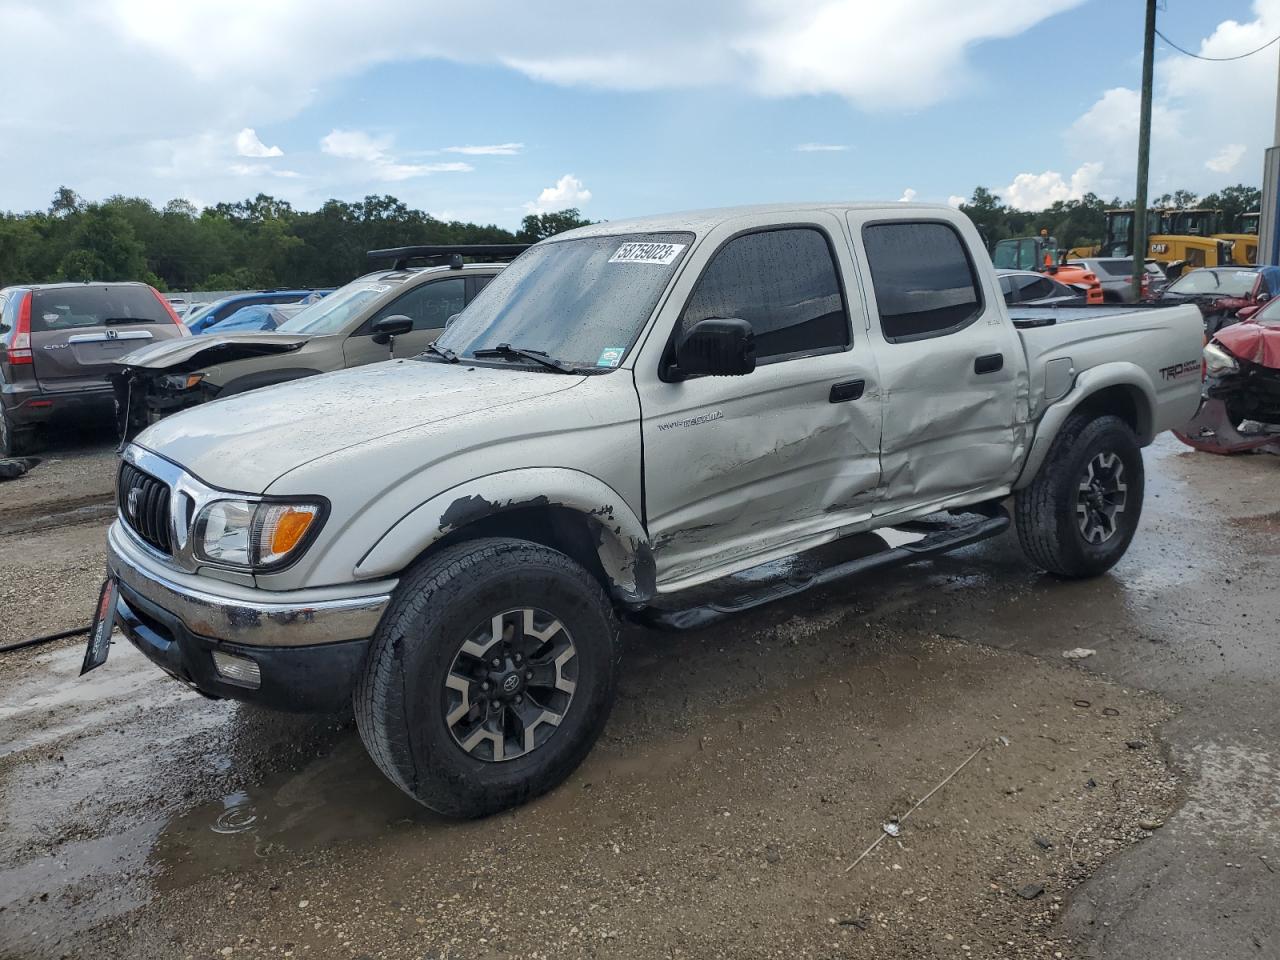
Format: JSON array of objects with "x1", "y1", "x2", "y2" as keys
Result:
[{"x1": 1, "y1": 0, "x2": 1277, "y2": 226}]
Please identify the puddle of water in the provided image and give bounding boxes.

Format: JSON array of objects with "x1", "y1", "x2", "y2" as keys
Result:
[
  {"x1": 151, "y1": 735, "x2": 434, "y2": 891},
  {"x1": 0, "y1": 636, "x2": 191, "y2": 759}
]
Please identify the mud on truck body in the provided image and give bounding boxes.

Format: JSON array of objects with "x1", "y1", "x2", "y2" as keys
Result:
[{"x1": 90, "y1": 203, "x2": 1204, "y2": 817}]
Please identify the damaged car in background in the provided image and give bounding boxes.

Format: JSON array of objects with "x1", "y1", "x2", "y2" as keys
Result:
[
  {"x1": 1175, "y1": 302, "x2": 1280, "y2": 455},
  {"x1": 110, "y1": 245, "x2": 524, "y2": 440},
  {"x1": 93, "y1": 203, "x2": 1203, "y2": 819}
]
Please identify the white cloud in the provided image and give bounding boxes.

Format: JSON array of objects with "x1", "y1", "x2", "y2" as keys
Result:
[
  {"x1": 235, "y1": 128, "x2": 283, "y2": 158},
  {"x1": 947, "y1": 195, "x2": 966, "y2": 209},
  {"x1": 321, "y1": 129, "x2": 472, "y2": 181},
  {"x1": 1000, "y1": 162, "x2": 1103, "y2": 210},
  {"x1": 898, "y1": 188, "x2": 917, "y2": 203},
  {"x1": 795, "y1": 143, "x2": 849, "y2": 152},
  {"x1": 1059, "y1": 1, "x2": 1280, "y2": 197},
  {"x1": 1206, "y1": 143, "x2": 1247, "y2": 174},
  {"x1": 443, "y1": 143, "x2": 524, "y2": 156},
  {"x1": 525, "y1": 173, "x2": 592, "y2": 213}
]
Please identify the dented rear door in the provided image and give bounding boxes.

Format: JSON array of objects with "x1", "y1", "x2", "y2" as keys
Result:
[{"x1": 854, "y1": 216, "x2": 1029, "y2": 512}]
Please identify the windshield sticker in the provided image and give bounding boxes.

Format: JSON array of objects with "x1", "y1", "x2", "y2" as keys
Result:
[
  {"x1": 43, "y1": 314, "x2": 61, "y2": 321},
  {"x1": 596, "y1": 347, "x2": 625, "y2": 368},
  {"x1": 609, "y1": 242, "x2": 686, "y2": 266}
]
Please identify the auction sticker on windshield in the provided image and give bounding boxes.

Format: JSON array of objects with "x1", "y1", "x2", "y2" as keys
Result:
[
  {"x1": 609, "y1": 242, "x2": 686, "y2": 265},
  {"x1": 596, "y1": 346, "x2": 625, "y2": 367}
]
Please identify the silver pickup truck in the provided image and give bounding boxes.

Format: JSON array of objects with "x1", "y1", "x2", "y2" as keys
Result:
[{"x1": 94, "y1": 203, "x2": 1204, "y2": 816}]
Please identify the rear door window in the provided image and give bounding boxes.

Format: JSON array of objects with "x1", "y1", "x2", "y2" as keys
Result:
[
  {"x1": 679, "y1": 227, "x2": 850, "y2": 362},
  {"x1": 862, "y1": 221, "x2": 984, "y2": 341},
  {"x1": 29, "y1": 286, "x2": 168, "y2": 332}
]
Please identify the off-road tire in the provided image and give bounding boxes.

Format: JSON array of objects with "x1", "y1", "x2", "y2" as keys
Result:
[
  {"x1": 1015, "y1": 413, "x2": 1144, "y2": 578},
  {"x1": 355, "y1": 537, "x2": 619, "y2": 817}
]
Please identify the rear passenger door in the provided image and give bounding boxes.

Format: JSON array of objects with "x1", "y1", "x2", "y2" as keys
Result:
[
  {"x1": 639, "y1": 214, "x2": 883, "y2": 588},
  {"x1": 854, "y1": 217, "x2": 1027, "y2": 513}
]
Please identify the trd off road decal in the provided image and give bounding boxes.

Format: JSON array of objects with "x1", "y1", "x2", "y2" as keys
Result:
[
  {"x1": 609, "y1": 242, "x2": 686, "y2": 265},
  {"x1": 1159, "y1": 358, "x2": 1204, "y2": 381}
]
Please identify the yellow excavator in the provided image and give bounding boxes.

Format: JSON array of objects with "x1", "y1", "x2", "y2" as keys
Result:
[
  {"x1": 1069, "y1": 208, "x2": 1235, "y2": 277},
  {"x1": 1213, "y1": 210, "x2": 1260, "y2": 266}
]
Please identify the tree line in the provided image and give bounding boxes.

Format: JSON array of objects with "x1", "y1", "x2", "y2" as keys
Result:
[
  {"x1": 0, "y1": 187, "x2": 592, "y2": 291},
  {"x1": 0, "y1": 183, "x2": 1263, "y2": 292},
  {"x1": 958, "y1": 183, "x2": 1261, "y2": 253}
]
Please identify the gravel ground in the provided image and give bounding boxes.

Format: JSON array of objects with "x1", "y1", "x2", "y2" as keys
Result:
[{"x1": 1, "y1": 434, "x2": 1276, "y2": 959}]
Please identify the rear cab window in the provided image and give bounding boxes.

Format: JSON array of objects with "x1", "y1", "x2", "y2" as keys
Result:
[
  {"x1": 29, "y1": 286, "x2": 169, "y2": 332},
  {"x1": 861, "y1": 221, "x2": 984, "y2": 342}
]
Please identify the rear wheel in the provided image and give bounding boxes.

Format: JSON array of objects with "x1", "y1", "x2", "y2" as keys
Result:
[
  {"x1": 0, "y1": 409, "x2": 34, "y2": 458},
  {"x1": 355, "y1": 537, "x2": 619, "y2": 817},
  {"x1": 1015, "y1": 414, "x2": 1144, "y2": 578}
]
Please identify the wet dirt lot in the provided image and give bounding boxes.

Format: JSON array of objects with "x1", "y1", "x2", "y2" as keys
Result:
[{"x1": 1, "y1": 434, "x2": 1277, "y2": 960}]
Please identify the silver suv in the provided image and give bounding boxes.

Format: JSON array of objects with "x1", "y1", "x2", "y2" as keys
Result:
[{"x1": 113, "y1": 246, "x2": 523, "y2": 439}]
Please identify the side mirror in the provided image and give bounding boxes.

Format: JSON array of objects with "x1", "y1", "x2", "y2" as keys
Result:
[
  {"x1": 371, "y1": 314, "x2": 413, "y2": 345},
  {"x1": 672, "y1": 317, "x2": 756, "y2": 378},
  {"x1": 1256, "y1": 292, "x2": 1271, "y2": 304}
]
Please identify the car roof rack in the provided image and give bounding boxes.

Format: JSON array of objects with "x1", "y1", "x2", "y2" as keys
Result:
[{"x1": 366, "y1": 244, "x2": 531, "y2": 271}]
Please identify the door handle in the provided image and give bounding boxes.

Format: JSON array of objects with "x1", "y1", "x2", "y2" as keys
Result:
[
  {"x1": 974, "y1": 353, "x2": 1004, "y2": 375},
  {"x1": 829, "y1": 379, "x2": 865, "y2": 403}
]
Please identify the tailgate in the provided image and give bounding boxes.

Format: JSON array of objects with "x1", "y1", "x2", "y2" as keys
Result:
[{"x1": 29, "y1": 287, "x2": 182, "y2": 392}]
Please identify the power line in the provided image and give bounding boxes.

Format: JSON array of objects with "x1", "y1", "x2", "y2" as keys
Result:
[{"x1": 1155, "y1": 27, "x2": 1280, "y2": 61}]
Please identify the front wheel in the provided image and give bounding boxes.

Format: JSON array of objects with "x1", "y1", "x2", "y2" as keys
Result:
[
  {"x1": 1015, "y1": 413, "x2": 1145, "y2": 578},
  {"x1": 355, "y1": 537, "x2": 619, "y2": 817}
]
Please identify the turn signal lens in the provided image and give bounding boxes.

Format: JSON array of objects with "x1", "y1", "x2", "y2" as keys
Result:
[
  {"x1": 194, "y1": 499, "x2": 324, "y2": 569},
  {"x1": 257, "y1": 504, "x2": 320, "y2": 566}
]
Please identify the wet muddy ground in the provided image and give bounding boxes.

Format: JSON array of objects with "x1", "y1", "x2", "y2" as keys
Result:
[{"x1": 1, "y1": 435, "x2": 1277, "y2": 959}]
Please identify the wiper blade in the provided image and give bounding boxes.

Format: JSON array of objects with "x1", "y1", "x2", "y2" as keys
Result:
[
  {"x1": 103, "y1": 317, "x2": 148, "y2": 325},
  {"x1": 424, "y1": 341, "x2": 458, "y2": 363},
  {"x1": 471, "y1": 342, "x2": 578, "y2": 373}
]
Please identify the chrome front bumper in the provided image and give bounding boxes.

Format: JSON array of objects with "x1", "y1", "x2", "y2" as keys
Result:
[{"x1": 106, "y1": 521, "x2": 393, "y2": 648}]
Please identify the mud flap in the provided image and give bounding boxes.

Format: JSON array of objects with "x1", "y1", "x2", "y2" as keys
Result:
[{"x1": 1173, "y1": 397, "x2": 1280, "y2": 456}]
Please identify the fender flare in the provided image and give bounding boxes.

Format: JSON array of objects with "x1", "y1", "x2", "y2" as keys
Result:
[
  {"x1": 1014, "y1": 363, "x2": 1157, "y2": 490},
  {"x1": 354, "y1": 468, "x2": 654, "y2": 604}
]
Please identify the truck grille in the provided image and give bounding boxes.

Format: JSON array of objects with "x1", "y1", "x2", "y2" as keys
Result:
[{"x1": 118, "y1": 462, "x2": 173, "y2": 554}]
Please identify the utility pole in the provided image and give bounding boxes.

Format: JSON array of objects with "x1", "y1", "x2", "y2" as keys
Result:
[
  {"x1": 1259, "y1": 37, "x2": 1280, "y2": 265},
  {"x1": 1132, "y1": 0, "x2": 1157, "y2": 300}
]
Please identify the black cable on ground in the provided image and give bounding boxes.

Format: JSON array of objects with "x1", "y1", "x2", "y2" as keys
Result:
[{"x1": 0, "y1": 626, "x2": 91, "y2": 654}]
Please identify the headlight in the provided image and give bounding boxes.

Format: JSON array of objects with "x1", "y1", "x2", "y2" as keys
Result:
[
  {"x1": 161, "y1": 372, "x2": 205, "y2": 391},
  {"x1": 1203, "y1": 342, "x2": 1239, "y2": 378},
  {"x1": 194, "y1": 499, "x2": 324, "y2": 570}
]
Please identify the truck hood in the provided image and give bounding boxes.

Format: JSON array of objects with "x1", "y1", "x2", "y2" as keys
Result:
[
  {"x1": 116, "y1": 332, "x2": 311, "y2": 371},
  {"x1": 134, "y1": 359, "x2": 585, "y2": 492}
]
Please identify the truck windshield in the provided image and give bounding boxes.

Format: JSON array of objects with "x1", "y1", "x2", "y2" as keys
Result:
[
  {"x1": 276, "y1": 281, "x2": 390, "y2": 335},
  {"x1": 1166, "y1": 269, "x2": 1257, "y2": 298},
  {"x1": 433, "y1": 232, "x2": 693, "y2": 371}
]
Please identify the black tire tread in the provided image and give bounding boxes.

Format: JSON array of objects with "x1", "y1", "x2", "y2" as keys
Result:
[
  {"x1": 354, "y1": 536, "x2": 616, "y2": 816},
  {"x1": 1014, "y1": 413, "x2": 1141, "y2": 578}
]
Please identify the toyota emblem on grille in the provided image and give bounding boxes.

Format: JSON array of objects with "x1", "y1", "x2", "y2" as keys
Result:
[{"x1": 127, "y1": 487, "x2": 140, "y2": 517}]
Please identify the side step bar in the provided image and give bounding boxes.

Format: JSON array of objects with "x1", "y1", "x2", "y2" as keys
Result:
[{"x1": 633, "y1": 508, "x2": 1010, "y2": 631}]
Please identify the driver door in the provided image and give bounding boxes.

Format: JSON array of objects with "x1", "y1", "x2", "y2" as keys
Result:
[
  {"x1": 637, "y1": 214, "x2": 884, "y2": 590},
  {"x1": 343, "y1": 277, "x2": 467, "y2": 367}
]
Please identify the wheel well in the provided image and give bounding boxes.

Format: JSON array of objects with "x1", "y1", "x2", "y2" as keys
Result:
[
  {"x1": 1073, "y1": 384, "x2": 1152, "y2": 442},
  {"x1": 427, "y1": 505, "x2": 617, "y2": 601}
]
